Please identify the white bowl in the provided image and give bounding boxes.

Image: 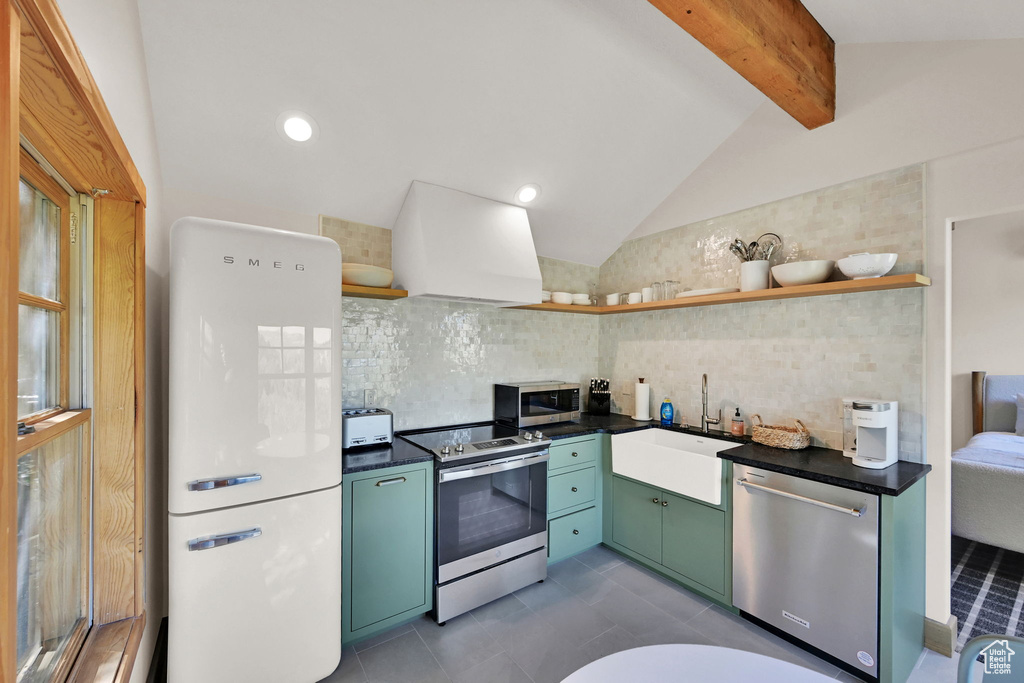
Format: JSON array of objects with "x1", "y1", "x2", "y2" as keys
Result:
[
  {"x1": 837, "y1": 253, "x2": 897, "y2": 279},
  {"x1": 771, "y1": 260, "x2": 835, "y2": 287},
  {"x1": 605, "y1": 293, "x2": 620, "y2": 306},
  {"x1": 341, "y1": 263, "x2": 394, "y2": 288},
  {"x1": 572, "y1": 300, "x2": 591, "y2": 306},
  {"x1": 541, "y1": 290, "x2": 551, "y2": 302},
  {"x1": 572, "y1": 292, "x2": 590, "y2": 300},
  {"x1": 551, "y1": 291, "x2": 573, "y2": 305}
]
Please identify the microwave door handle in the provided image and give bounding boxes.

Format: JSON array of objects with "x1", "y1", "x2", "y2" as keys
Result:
[{"x1": 439, "y1": 452, "x2": 549, "y2": 483}]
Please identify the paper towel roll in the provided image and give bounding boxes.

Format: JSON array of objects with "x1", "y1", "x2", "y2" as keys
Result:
[{"x1": 634, "y1": 382, "x2": 651, "y2": 420}]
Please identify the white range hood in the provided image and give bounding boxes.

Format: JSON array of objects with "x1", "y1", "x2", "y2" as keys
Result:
[{"x1": 392, "y1": 181, "x2": 543, "y2": 306}]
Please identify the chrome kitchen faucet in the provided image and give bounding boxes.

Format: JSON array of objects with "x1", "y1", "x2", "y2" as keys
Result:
[{"x1": 701, "y1": 373, "x2": 722, "y2": 433}]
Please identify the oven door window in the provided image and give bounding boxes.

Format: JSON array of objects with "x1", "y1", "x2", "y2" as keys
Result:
[
  {"x1": 520, "y1": 390, "x2": 576, "y2": 418},
  {"x1": 437, "y1": 461, "x2": 547, "y2": 567}
]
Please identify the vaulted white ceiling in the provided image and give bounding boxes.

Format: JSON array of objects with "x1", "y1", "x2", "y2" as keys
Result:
[
  {"x1": 137, "y1": 0, "x2": 1024, "y2": 267},
  {"x1": 802, "y1": 0, "x2": 1024, "y2": 43},
  {"x1": 136, "y1": 0, "x2": 763, "y2": 265}
]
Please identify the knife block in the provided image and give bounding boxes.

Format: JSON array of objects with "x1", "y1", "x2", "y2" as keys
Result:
[{"x1": 588, "y1": 391, "x2": 610, "y2": 416}]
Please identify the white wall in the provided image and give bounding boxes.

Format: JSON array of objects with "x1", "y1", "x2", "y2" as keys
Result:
[
  {"x1": 630, "y1": 39, "x2": 1024, "y2": 242},
  {"x1": 951, "y1": 210, "x2": 1024, "y2": 450},
  {"x1": 925, "y1": 138, "x2": 1024, "y2": 622},
  {"x1": 53, "y1": 0, "x2": 164, "y2": 679}
]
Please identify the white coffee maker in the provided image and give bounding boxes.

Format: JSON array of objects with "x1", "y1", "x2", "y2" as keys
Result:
[{"x1": 850, "y1": 400, "x2": 898, "y2": 469}]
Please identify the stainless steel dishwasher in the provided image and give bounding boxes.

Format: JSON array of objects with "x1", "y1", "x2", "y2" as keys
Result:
[{"x1": 732, "y1": 464, "x2": 880, "y2": 678}]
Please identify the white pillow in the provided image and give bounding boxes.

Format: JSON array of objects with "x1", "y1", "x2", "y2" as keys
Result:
[{"x1": 1018, "y1": 393, "x2": 1024, "y2": 437}]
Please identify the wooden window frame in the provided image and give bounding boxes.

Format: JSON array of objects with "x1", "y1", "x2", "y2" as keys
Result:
[
  {"x1": 17, "y1": 146, "x2": 70, "y2": 425},
  {"x1": 3, "y1": 0, "x2": 148, "y2": 681},
  {"x1": 15, "y1": 408, "x2": 91, "y2": 682}
]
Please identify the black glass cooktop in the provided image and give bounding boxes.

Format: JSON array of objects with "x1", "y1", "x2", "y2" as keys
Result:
[
  {"x1": 399, "y1": 422, "x2": 522, "y2": 452},
  {"x1": 397, "y1": 421, "x2": 551, "y2": 464}
]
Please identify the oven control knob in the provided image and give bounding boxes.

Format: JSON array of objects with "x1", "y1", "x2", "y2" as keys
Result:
[
  {"x1": 533, "y1": 431, "x2": 544, "y2": 440},
  {"x1": 523, "y1": 432, "x2": 533, "y2": 441},
  {"x1": 440, "y1": 445, "x2": 451, "y2": 455},
  {"x1": 455, "y1": 443, "x2": 464, "y2": 453}
]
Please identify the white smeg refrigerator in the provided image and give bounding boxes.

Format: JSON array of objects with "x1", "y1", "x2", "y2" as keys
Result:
[{"x1": 168, "y1": 217, "x2": 342, "y2": 683}]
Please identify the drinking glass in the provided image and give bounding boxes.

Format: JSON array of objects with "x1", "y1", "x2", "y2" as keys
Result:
[{"x1": 652, "y1": 282, "x2": 664, "y2": 301}]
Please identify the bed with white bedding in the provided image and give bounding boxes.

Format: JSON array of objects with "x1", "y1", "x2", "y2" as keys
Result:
[{"x1": 951, "y1": 372, "x2": 1024, "y2": 553}]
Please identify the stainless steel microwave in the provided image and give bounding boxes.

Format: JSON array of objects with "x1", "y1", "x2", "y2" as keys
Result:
[{"x1": 494, "y1": 381, "x2": 580, "y2": 427}]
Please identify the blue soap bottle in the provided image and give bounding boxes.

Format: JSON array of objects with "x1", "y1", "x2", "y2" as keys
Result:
[{"x1": 660, "y1": 398, "x2": 674, "y2": 426}]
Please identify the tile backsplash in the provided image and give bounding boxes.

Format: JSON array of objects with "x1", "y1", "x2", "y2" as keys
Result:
[
  {"x1": 598, "y1": 165, "x2": 925, "y2": 460},
  {"x1": 320, "y1": 215, "x2": 392, "y2": 268},
  {"x1": 599, "y1": 165, "x2": 923, "y2": 295},
  {"x1": 331, "y1": 165, "x2": 925, "y2": 460},
  {"x1": 538, "y1": 256, "x2": 600, "y2": 295},
  {"x1": 599, "y1": 289, "x2": 924, "y2": 459},
  {"x1": 343, "y1": 297, "x2": 599, "y2": 430}
]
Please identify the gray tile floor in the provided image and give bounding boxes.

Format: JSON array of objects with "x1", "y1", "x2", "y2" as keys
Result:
[{"x1": 321, "y1": 546, "x2": 973, "y2": 683}]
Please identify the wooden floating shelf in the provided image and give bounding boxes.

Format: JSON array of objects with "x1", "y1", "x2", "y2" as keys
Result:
[
  {"x1": 341, "y1": 284, "x2": 409, "y2": 300},
  {"x1": 516, "y1": 273, "x2": 931, "y2": 315}
]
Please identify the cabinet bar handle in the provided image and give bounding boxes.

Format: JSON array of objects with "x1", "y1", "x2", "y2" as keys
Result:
[
  {"x1": 737, "y1": 479, "x2": 864, "y2": 517},
  {"x1": 376, "y1": 476, "x2": 407, "y2": 487},
  {"x1": 188, "y1": 527, "x2": 262, "y2": 551},
  {"x1": 187, "y1": 473, "x2": 262, "y2": 491}
]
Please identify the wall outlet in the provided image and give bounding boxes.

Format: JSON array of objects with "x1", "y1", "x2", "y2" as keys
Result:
[{"x1": 363, "y1": 389, "x2": 376, "y2": 408}]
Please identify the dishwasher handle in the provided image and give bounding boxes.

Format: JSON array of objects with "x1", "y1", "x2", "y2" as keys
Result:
[{"x1": 736, "y1": 478, "x2": 864, "y2": 517}]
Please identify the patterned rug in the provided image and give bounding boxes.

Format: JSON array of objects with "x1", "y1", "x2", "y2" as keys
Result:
[{"x1": 951, "y1": 535, "x2": 1024, "y2": 651}]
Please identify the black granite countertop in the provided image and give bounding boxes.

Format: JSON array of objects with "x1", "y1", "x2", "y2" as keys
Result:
[
  {"x1": 717, "y1": 443, "x2": 931, "y2": 497},
  {"x1": 543, "y1": 412, "x2": 752, "y2": 444},
  {"x1": 342, "y1": 438, "x2": 434, "y2": 475}
]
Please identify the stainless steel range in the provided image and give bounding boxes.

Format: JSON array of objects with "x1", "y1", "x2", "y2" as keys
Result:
[{"x1": 399, "y1": 422, "x2": 550, "y2": 624}]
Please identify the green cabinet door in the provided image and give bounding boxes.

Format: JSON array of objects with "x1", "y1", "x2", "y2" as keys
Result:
[
  {"x1": 611, "y1": 475, "x2": 662, "y2": 563},
  {"x1": 349, "y1": 468, "x2": 428, "y2": 631},
  {"x1": 661, "y1": 490, "x2": 727, "y2": 595}
]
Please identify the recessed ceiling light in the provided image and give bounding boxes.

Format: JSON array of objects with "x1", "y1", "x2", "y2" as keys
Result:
[
  {"x1": 515, "y1": 184, "x2": 541, "y2": 203},
  {"x1": 276, "y1": 110, "x2": 319, "y2": 143}
]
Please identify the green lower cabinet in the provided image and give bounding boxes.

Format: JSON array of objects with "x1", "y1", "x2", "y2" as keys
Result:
[
  {"x1": 611, "y1": 476, "x2": 663, "y2": 564},
  {"x1": 661, "y1": 491, "x2": 727, "y2": 595},
  {"x1": 607, "y1": 473, "x2": 731, "y2": 606},
  {"x1": 343, "y1": 462, "x2": 433, "y2": 645},
  {"x1": 546, "y1": 435, "x2": 607, "y2": 564},
  {"x1": 548, "y1": 466, "x2": 596, "y2": 515},
  {"x1": 548, "y1": 506, "x2": 601, "y2": 563}
]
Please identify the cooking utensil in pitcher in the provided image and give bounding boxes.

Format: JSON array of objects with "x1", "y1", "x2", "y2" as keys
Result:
[{"x1": 730, "y1": 243, "x2": 747, "y2": 262}]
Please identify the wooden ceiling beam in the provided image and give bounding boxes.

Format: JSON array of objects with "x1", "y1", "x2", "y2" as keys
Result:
[{"x1": 648, "y1": 0, "x2": 835, "y2": 129}]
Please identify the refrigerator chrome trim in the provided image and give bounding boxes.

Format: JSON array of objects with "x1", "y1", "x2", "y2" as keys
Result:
[
  {"x1": 187, "y1": 527, "x2": 263, "y2": 551},
  {"x1": 438, "y1": 451, "x2": 549, "y2": 482},
  {"x1": 187, "y1": 473, "x2": 263, "y2": 492},
  {"x1": 736, "y1": 478, "x2": 864, "y2": 517},
  {"x1": 437, "y1": 531, "x2": 547, "y2": 585}
]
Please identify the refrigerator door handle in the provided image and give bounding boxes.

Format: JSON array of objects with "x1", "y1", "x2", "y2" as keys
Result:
[
  {"x1": 187, "y1": 473, "x2": 262, "y2": 491},
  {"x1": 187, "y1": 527, "x2": 263, "y2": 552}
]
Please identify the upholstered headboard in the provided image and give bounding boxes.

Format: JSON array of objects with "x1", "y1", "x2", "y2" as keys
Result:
[{"x1": 973, "y1": 371, "x2": 1024, "y2": 434}]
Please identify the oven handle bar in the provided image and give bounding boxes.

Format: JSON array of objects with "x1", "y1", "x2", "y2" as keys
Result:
[{"x1": 438, "y1": 451, "x2": 549, "y2": 483}]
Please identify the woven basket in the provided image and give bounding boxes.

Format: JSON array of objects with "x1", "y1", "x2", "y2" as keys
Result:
[{"x1": 750, "y1": 415, "x2": 811, "y2": 450}]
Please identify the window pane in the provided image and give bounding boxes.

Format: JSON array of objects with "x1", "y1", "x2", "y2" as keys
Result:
[
  {"x1": 17, "y1": 425, "x2": 85, "y2": 682},
  {"x1": 18, "y1": 179, "x2": 60, "y2": 302},
  {"x1": 18, "y1": 306, "x2": 60, "y2": 418}
]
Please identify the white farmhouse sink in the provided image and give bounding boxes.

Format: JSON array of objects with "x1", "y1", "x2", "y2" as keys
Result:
[{"x1": 611, "y1": 429, "x2": 731, "y2": 505}]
